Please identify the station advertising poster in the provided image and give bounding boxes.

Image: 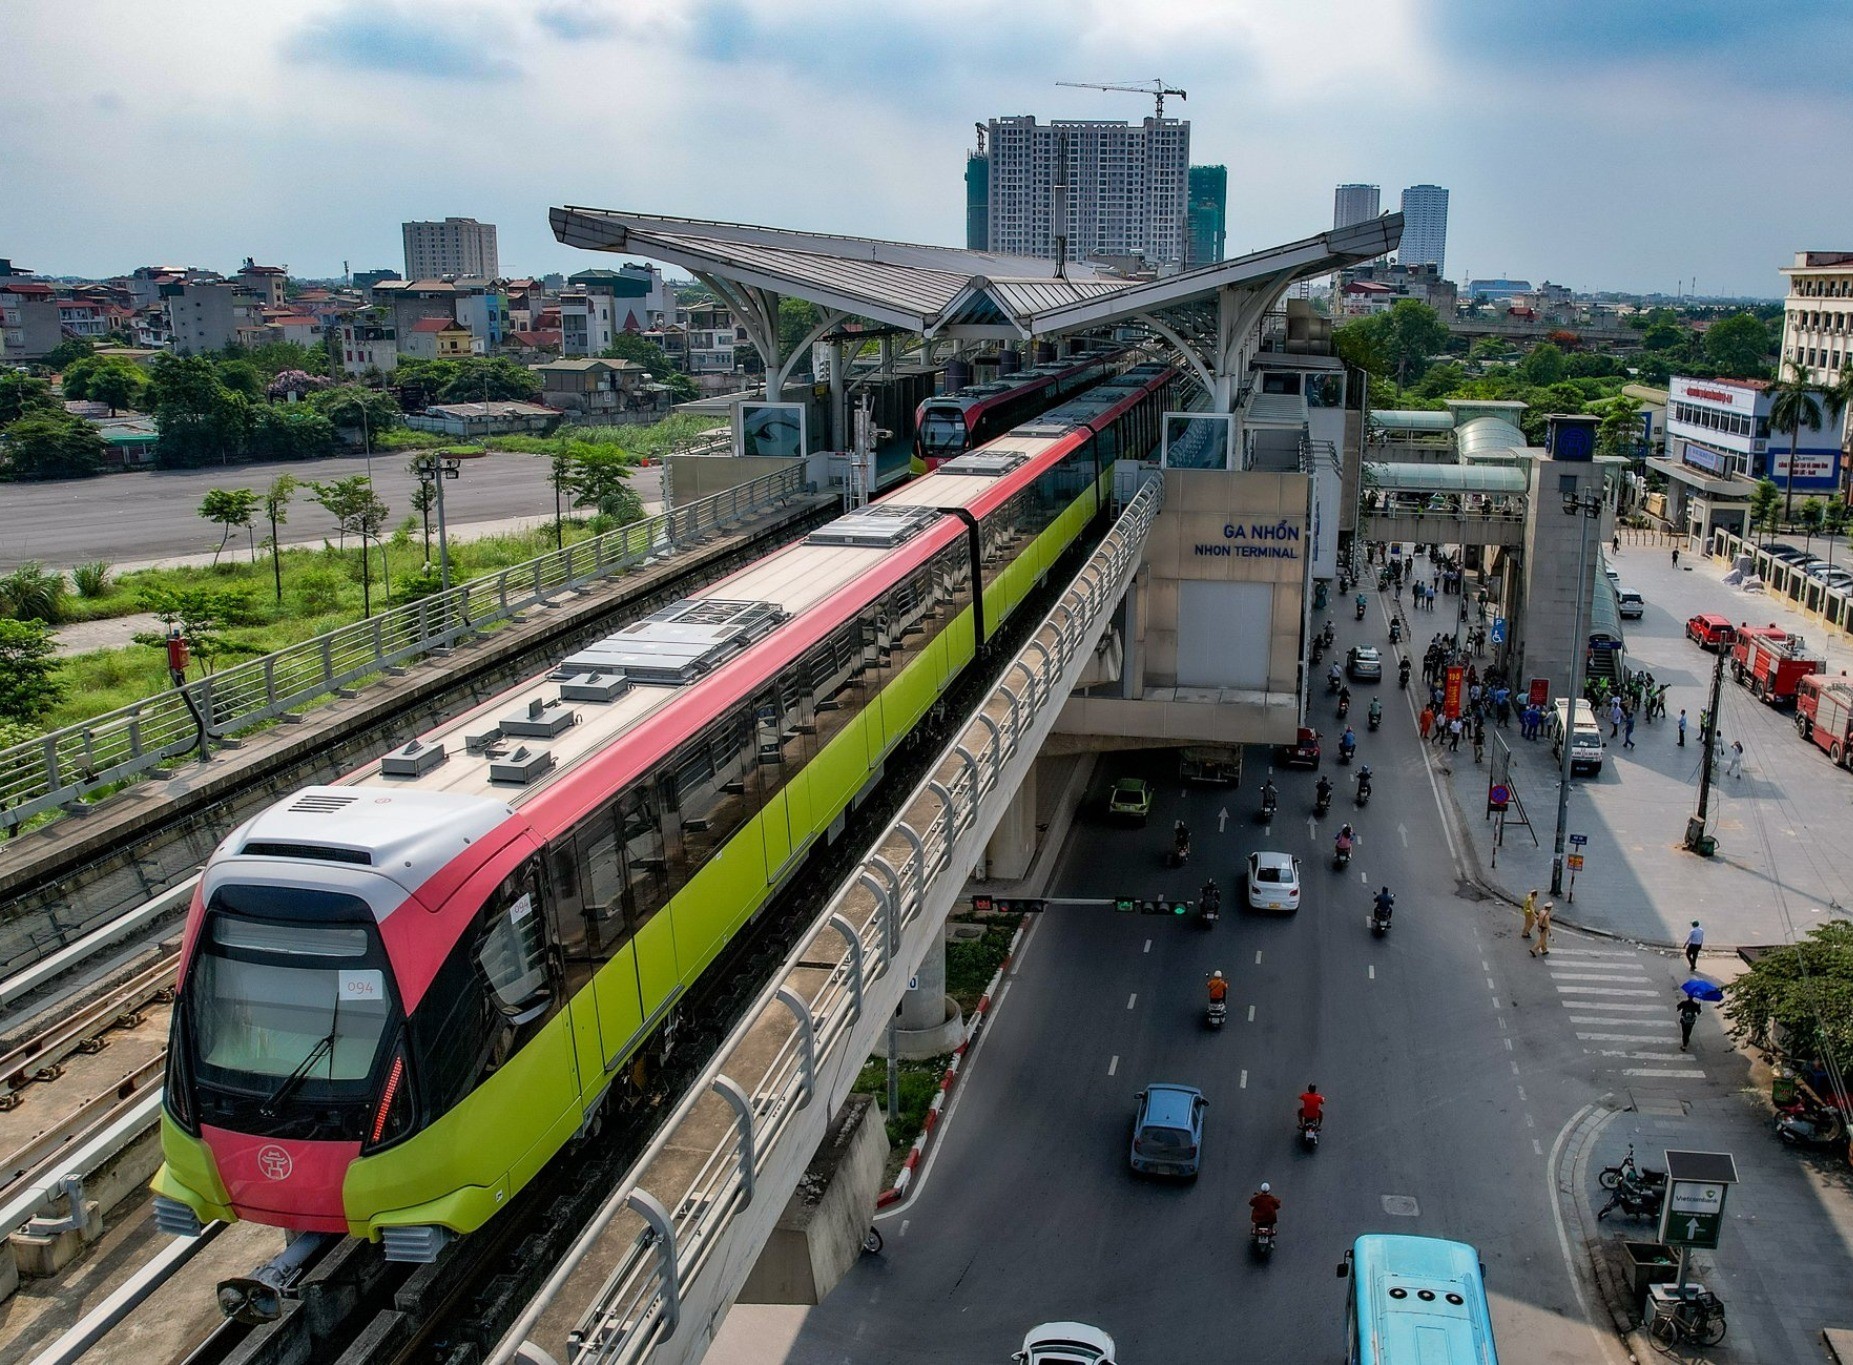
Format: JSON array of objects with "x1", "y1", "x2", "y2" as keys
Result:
[{"x1": 1444, "y1": 664, "x2": 1464, "y2": 719}]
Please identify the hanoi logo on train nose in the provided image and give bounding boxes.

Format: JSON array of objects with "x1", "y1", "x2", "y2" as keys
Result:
[{"x1": 258, "y1": 1145, "x2": 294, "y2": 1181}]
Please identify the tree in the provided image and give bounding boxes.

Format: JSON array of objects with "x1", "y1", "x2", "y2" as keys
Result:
[
  {"x1": 149, "y1": 354, "x2": 249, "y2": 468},
  {"x1": 1380, "y1": 300, "x2": 1450, "y2": 386},
  {"x1": 247, "y1": 405, "x2": 337, "y2": 462},
  {"x1": 214, "y1": 359, "x2": 265, "y2": 401},
  {"x1": 1703, "y1": 312, "x2": 1771, "y2": 378},
  {"x1": 1749, "y1": 477, "x2": 1782, "y2": 541},
  {"x1": 246, "y1": 340, "x2": 330, "y2": 379},
  {"x1": 0, "y1": 410, "x2": 106, "y2": 480},
  {"x1": 310, "y1": 476, "x2": 391, "y2": 615},
  {"x1": 1593, "y1": 394, "x2": 1643, "y2": 459},
  {"x1": 1641, "y1": 322, "x2": 1687, "y2": 352},
  {"x1": 0, "y1": 618, "x2": 62, "y2": 724},
  {"x1": 562, "y1": 448, "x2": 643, "y2": 522},
  {"x1": 0, "y1": 372, "x2": 57, "y2": 427},
  {"x1": 41, "y1": 338, "x2": 95, "y2": 372},
  {"x1": 1332, "y1": 315, "x2": 1392, "y2": 380},
  {"x1": 308, "y1": 385, "x2": 401, "y2": 440},
  {"x1": 133, "y1": 586, "x2": 255, "y2": 674},
  {"x1": 1517, "y1": 341, "x2": 1567, "y2": 386},
  {"x1": 599, "y1": 336, "x2": 696, "y2": 402},
  {"x1": 777, "y1": 297, "x2": 823, "y2": 357},
  {"x1": 1768, "y1": 359, "x2": 1827, "y2": 519},
  {"x1": 262, "y1": 473, "x2": 298, "y2": 603},
  {"x1": 198, "y1": 487, "x2": 260, "y2": 566},
  {"x1": 266, "y1": 369, "x2": 334, "y2": 401},
  {"x1": 393, "y1": 356, "x2": 541, "y2": 404},
  {"x1": 88, "y1": 363, "x2": 144, "y2": 415},
  {"x1": 1722, "y1": 921, "x2": 1853, "y2": 1068}
]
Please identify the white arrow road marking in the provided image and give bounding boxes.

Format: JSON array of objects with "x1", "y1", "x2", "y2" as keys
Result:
[{"x1": 1219, "y1": 807, "x2": 1229, "y2": 833}]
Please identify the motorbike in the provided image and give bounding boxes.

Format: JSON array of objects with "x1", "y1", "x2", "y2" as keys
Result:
[
  {"x1": 1299, "y1": 1117, "x2": 1320, "y2": 1151},
  {"x1": 1371, "y1": 903, "x2": 1391, "y2": 937},
  {"x1": 1207, "y1": 997, "x2": 1227, "y2": 1029},
  {"x1": 1337, "y1": 742, "x2": 1354, "y2": 766},
  {"x1": 1250, "y1": 1222, "x2": 1277, "y2": 1259},
  {"x1": 1310, "y1": 640, "x2": 1324, "y2": 667},
  {"x1": 1334, "y1": 840, "x2": 1352, "y2": 870},
  {"x1": 1596, "y1": 1173, "x2": 1666, "y2": 1222},
  {"x1": 1315, "y1": 790, "x2": 1332, "y2": 816},
  {"x1": 1168, "y1": 833, "x2": 1191, "y2": 868},
  {"x1": 1389, "y1": 618, "x2": 1402, "y2": 643},
  {"x1": 1599, "y1": 1144, "x2": 1666, "y2": 1191},
  {"x1": 1199, "y1": 885, "x2": 1221, "y2": 927},
  {"x1": 1355, "y1": 600, "x2": 1367, "y2": 620},
  {"x1": 1398, "y1": 661, "x2": 1411, "y2": 690},
  {"x1": 1337, "y1": 696, "x2": 1351, "y2": 720},
  {"x1": 1776, "y1": 1101, "x2": 1847, "y2": 1149},
  {"x1": 1367, "y1": 705, "x2": 1382, "y2": 732},
  {"x1": 1356, "y1": 780, "x2": 1372, "y2": 807},
  {"x1": 1321, "y1": 623, "x2": 1336, "y2": 650},
  {"x1": 1260, "y1": 793, "x2": 1278, "y2": 821},
  {"x1": 1326, "y1": 673, "x2": 1341, "y2": 695}
]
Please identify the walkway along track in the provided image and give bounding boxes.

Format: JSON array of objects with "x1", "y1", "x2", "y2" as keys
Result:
[
  {"x1": 0, "y1": 488, "x2": 837, "y2": 993},
  {"x1": 48, "y1": 502, "x2": 1128, "y2": 1365}
]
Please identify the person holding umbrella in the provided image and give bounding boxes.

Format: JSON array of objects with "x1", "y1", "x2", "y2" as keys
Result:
[{"x1": 1678, "y1": 980, "x2": 1725, "y2": 1050}]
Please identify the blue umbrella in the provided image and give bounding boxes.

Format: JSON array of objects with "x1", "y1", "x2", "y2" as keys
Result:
[{"x1": 1681, "y1": 980, "x2": 1725, "y2": 1002}]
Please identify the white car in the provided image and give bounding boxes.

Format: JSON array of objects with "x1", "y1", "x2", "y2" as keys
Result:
[
  {"x1": 1617, "y1": 589, "x2": 1645, "y2": 619},
  {"x1": 1014, "y1": 1322, "x2": 1118, "y2": 1364},
  {"x1": 1246, "y1": 851, "x2": 1302, "y2": 913}
]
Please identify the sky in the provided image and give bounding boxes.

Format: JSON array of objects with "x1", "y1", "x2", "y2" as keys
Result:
[{"x1": 3, "y1": 0, "x2": 1850, "y2": 297}]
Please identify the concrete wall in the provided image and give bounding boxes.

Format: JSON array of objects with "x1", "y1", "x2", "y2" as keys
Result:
[
  {"x1": 735, "y1": 1094, "x2": 887, "y2": 1306},
  {"x1": 665, "y1": 456, "x2": 805, "y2": 508}
]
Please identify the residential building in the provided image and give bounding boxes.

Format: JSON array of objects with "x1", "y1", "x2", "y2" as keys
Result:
[
  {"x1": 56, "y1": 297, "x2": 112, "y2": 339},
  {"x1": 237, "y1": 258, "x2": 288, "y2": 307},
  {"x1": 530, "y1": 357, "x2": 667, "y2": 419},
  {"x1": 400, "y1": 317, "x2": 475, "y2": 361},
  {"x1": 1333, "y1": 183, "x2": 1380, "y2": 229},
  {"x1": 1398, "y1": 184, "x2": 1450, "y2": 277},
  {"x1": 560, "y1": 265, "x2": 675, "y2": 355},
  {"x1": 965, "y1": 150, "x2": 990, "y2": 251},
  {"x1": 1779, "y1": 250, "x2": 1853, "y2": 386},
  {"x1": 451, "y1": 286, "x2": 509, "y2": 350},
  {"x1": 1649, "y1": 374, "x2": 1843, "y2": 539},
  {"x1": 264, "y1": 313, "x2": 323, "y2": 348},
  {"x1": 1334, "y1": 262, "x2": 1456, "y2": 317},
  {"x1": 985, "y1": 114, "x2": 1191, "y2": 268},
  {"x1": 162, "y1": 280, "x2": 266, "y2": 354},
  {"x1": 1466, "y1": 278, "x2": 1534, "y2": 301},
  {"x1": 337, "y1": 312, "x2": 398, "y2": 375},
  {"x1": 1, "y1": 280, "x2": 62, "y2": 360},
  {"x1": 561, "y1": 289, "x2": 615, "y2": 357},
  {"x1": 1186, "y1": 164, "x2": 1227, "y2": 268},
  {"x1": 352, "y1": 267, "x2": 401, "y2": 292},
  {"x1": 679, "y1": 303, "x2": 745, "y2": 374},
  {"x1": 404, "y1": 400, "x2": 561, "y2": 439},
  {"x1": 401, "y1": 217, "x2": 498, "y2": 281}
]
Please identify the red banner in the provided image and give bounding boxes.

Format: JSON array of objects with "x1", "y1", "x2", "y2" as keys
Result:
[
  {"x1": 1528, "y1": 676, "x2": 1550, "y2": 708},
  {"x1": 1444, "y1": 665, "x2": 1465, "y2": 720}
]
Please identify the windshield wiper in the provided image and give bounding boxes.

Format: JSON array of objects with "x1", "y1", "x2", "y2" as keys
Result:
[{"x1": 259, "y1": 1031, "x2": 336, "y2": 1117}]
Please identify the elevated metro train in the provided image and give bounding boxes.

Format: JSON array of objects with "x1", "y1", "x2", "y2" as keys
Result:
[
  {"x1": 153, "y1": 363, "x2": 1179, "y2": 1258},
  {"x1": 911, "y1": 349, "x2": 1128, "y2": 473}
]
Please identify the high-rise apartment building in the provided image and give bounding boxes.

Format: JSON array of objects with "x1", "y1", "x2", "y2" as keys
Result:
[
  {"x1": 1186, "y1": 165, "x2": 1227, "y2": 268},
  {"x1": 965, "y1": 151, "x2": 990, "y2": 251},
  {"x1": 401, "y1": 217, "x2": 500, "y2": 281},
  {"x1": 1779, "y1": 250, "x2": 1853, "y2": 386},
  {"x1": 1397, "y1": 185, "x2": 1449, "y2": 278},
  {"x1": 984, "y1": 115, "x2": 1191, "y2": 268},
  {"x1": 1333, "y1": 183, "x2": 1380, "y2": 229}
]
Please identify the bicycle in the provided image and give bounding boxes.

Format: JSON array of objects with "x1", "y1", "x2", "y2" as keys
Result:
[{"x1": 1649, "y1": 1289, "x2": 1727, "y2": 1347}]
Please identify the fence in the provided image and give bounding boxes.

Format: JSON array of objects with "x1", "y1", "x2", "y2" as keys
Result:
[
  {"x1": 1707, "y1": 529, "x2": 1853, "y2": 636},
  {"x1": 490, "y1": 474, "x2": 1166, "y2": 1365},
  {"x1": 0, "y1": 466, "x2": 806, "y2": 835}
]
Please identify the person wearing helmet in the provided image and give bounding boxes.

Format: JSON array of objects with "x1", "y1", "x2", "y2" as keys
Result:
[
  {"x1": 1207, "y1": 970, "x2": 1229, "y2": 1004},
  {"x1": 1298, "y1": 1084, "x2": 1324, "y2": 1131},
  {"x1": 1373, "y1": 886, "x2": 1394, "y2": 924},
  {"x1": 1249, "y1": 1182, "x2": 1281, "y2": 1229}
]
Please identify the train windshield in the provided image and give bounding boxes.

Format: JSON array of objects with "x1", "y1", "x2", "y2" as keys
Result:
[
  {"x1": 917, "y1": 406, "x2": 969, "y2": 461},
  {"x1": 191, "y1": 886, "x2": 394, "y2": 1090}
]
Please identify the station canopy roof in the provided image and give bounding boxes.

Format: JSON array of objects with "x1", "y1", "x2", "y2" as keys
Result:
[
  {"x1": 1371, "y1": 410, "x2": 1456, "y2": 432},
  {"x1": 1365, "y1": 463, "x2": 1529, "y2": 494},
  {"x1": 550, "y1": 206, "x2": 1402, "y2": 344}
]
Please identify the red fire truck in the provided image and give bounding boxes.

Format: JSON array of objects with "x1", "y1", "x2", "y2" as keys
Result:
[
  {"x1": 1731, "y1": 626, "x2": 1823, "y2": 706},
  {"x1": 1795, "y1": 673, "x2": 1853, "y2": 766}
]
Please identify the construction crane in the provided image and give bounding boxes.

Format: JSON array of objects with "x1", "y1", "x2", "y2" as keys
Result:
[{"x1": 1054, "y1": 78, "x2": 1187, "y2": 120}]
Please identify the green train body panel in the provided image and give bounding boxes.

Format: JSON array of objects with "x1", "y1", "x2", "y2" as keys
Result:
[{"x1": 161, "y1": 483, "x2": 1102, "y2": 1240}]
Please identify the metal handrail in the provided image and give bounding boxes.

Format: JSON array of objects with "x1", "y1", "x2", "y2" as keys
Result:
[
  {"x1": 490, "y1": 474, "x2": 1164, "y2": 1365},
  {"x1": 0, "y1": 466, "x2": 805, "y2": 834}
]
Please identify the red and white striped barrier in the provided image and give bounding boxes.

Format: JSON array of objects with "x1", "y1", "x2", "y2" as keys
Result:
[{"x1": 874, "y1": 918, "x2": 1026, "y2": 1208}]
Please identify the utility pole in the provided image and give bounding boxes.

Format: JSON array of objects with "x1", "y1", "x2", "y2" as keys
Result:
[
  {"x1": 1685, "y1": 645, "x2": 1727, "y2": 854},
  {"x1": 415, "y1": 453, "x2": 460, "y2": 590},
  {"x1": 1551, "y1": 489, "x2": 1602, "y2": 895}
]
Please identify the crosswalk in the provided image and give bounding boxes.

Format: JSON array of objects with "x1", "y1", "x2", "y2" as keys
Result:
[{"x1": 1543, "y1": 946, "x2": 1703, "y2": 1079}]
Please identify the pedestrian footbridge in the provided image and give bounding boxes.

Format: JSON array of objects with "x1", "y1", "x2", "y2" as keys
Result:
[{"x1": 1357, "y1": 463, "x2": 1529, "y2": 548}]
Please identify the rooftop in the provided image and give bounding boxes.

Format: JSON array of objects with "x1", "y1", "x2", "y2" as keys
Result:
[{"x1": 409, "y1": 316, "x2": 470, "y2": 333}]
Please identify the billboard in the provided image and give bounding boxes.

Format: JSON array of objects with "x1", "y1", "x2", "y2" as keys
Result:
[{"x1": 737, "y1": 402, "x2": 808, "y2": 460}]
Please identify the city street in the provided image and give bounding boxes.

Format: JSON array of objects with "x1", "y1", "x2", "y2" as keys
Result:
[{"x1": 0, "y1": 452, "x2": 663, "y2": 572}]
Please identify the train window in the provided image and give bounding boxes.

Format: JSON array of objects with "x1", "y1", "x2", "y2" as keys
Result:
[
  {"x1": 477, "y1": 865, "x2": 550, "y2": 1025},
  {"x1": 545, "y1": 840, "x2": 598, "y2": 993},
  {"x1": 579, "y1": 812, "x2": 630, "y2": 949},
  {"x1": 673, "y1": 712, "x2": 757, "y2": 870},
  {"x1": 619, "y1": 789, "x2": 669, "y2": 924}
]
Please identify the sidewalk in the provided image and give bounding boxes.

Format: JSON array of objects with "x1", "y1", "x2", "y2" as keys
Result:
[
  {"x1": 1557, "y1": 956, "x2": 1853, "y2": 1363},
  {"x1": 1408, "y1": 536, "x2": 1853, "y2": 951}
]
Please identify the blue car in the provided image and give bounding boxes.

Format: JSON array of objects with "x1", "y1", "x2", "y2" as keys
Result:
[{"x1": 1129, "y1": 1083, "x2": 1207, "y2": 1178}]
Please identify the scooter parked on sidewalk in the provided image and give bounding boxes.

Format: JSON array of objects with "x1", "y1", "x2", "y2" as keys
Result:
[
  {"x1": 1596, "y1": 1173, "x2": 1666, "y2": 1221},
  {"x1": 1598, "y1": 1143, "x2": 1666, "y2": 1191},
  {"x1": 1776, "y1": 1099, "x2": 1847, "y2": 1149}
]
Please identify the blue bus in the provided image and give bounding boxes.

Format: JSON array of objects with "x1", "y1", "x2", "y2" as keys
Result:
[{"x1": 1336, "y1": 1235, "x2": 1499, "y2": 1364}]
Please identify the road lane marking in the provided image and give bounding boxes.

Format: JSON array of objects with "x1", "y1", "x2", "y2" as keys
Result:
[
  {"x1": 1126, "y1": 993, "x2": 1137, "y2": 1010},
  {"x1": 1578, "y1": 1032, "x2": 1679, "y2": 1042},
  {"x1": 1544, "y1": 948, "x2": 1637, "y2": 958},
  {"x1": 1368, "y1": 965, "x2": 1376, "y2": 980},
  {"x1": 1592, "y1": 1050, "x2": 1686, "y2": 1060},
  {"x1": 1533, "y1": 1139, "x2": 1543, "y2": 1156},
  {"x1": 1563, "y1": 1003, "x2": 1663, "y2": 1013},
  {"x1": 1240, "y1": 1070, "x2": 1248, "y2": 1089},
  {"x1": 1624, "y1": 1068, "x2": 1705, "y2": 1078},
  {"x1": 1255, "y1": 950, "x2": 1263, "y2": 964},
  {"x1": 1525, "y1": 1113, "x2": 1535, "y2": 1127},
  {"x1": 1247, "y1": 1004, "x2": 1256, "y2": 1022},
  {"x1": 1486, "y1": 976, "x2": 1497, "y2": 990},
  {"x1": 1549, "y1": 972, "x2": 1652, "y2": 983},
  {"x1": 1143, "y1": 938, "x2": 1151, "y2": 953},
  {"x1": 1510, "y1": 1061, "x2": 1520, "y2": 1074},
  {"x1": 1505, "y1": 1037, "x2": 1514, "y2": 1051},
  {"x1": 1571, "y1": 1017, "x2": 1679, "y2": 1027},
  {"x1": 1547, "y1": 960, "x2": 1647, "y2": 970},
  {"x1": 1554, "y1": 986, "x2": 1660, "y2": 996},
  {"x1": 1108, "y1": 1055, "x2": 1118, "y2": 1076},
  {"x1": 1481, "y1": 960, "x2": 1491, "y2": 971},
  {"x1": 900, "y1": 1220, "x2": 909, "y2": 1237},
  {"x1": 1491, "y1": 996, "x2": 1502, "y2": 1009}
]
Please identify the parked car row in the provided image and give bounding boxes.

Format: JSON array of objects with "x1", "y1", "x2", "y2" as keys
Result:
[{"x1": 1763, "y1": 542, "x2": 1853, "y2": 592}]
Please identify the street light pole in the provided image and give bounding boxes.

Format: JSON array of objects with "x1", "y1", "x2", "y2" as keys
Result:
[
  {"x1": 415, "y1": 454, "x2": 457, "y2": 590},
  {"x1": 1550, "y1": 491, "x2": 1602, "y2": 895}
]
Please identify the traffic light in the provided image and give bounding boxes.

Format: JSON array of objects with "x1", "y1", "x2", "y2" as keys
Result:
[
  {"x1": 1115, "y1": 897, "x2": 1136, "y2": 914},
  {"x1": 1173, "y1": 899, "x2": 1190, "y2": 916},
  {"x1": 971, "y1": 894, "x2": 994, "y2": 913}
]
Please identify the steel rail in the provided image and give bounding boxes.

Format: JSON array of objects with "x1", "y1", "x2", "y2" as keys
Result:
[
  {"x1": 0, "y1": 1052, "x2": 166, "y2": 1204},
  {"x1": 0, "y1": 955, "x2": 175, "y2": 1102}
]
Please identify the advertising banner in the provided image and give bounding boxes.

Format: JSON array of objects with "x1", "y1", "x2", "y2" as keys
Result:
[{"x1": 1444, "y1": 664, "x2": 1465, "y2": 719}]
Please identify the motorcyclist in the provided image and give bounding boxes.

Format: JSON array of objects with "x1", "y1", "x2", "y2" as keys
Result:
[
  {"x1": 1201, "y1": 879, "x2": 1221, "y2": 912},
  {"x1": 1368, "y1": 697, "x2": 1383, "y2": 726},
  {"x1": 1327, "y1": 662, "x2": 1342, "y2": 692},
  {"x1": 1173, "y1": 819, "x2": 1191, "y2": 854},
  {"x1": 1260, "y1": 777, "x2": 1278, "y2": 813},
  {"x1": 1356, "y1": 765, "x2": 1373, "y2": 798},
  {"x1": 1207, "y1": 970, "x2": 1229, "y2": 1005},
  {"x1": 1249, "y1": 1183, "x2": 1281, "y2": 1230},
  {"x1": 1335, "y1": 824, "x2": 1354, "y2": 856},
  {"x1": 1321, "y1": 620, "x2": 1335, "y2": 647},
  {"x1": 1399, "y1": 658, "x2": 1412, "y2": 688},
  {"x1": 1389, "y1": 616, "x2": 1402, "y2": 642},
  {"x1": 1373, "y1": 886, "x2": 1395, "y2": 925},
  {"x1": 1315, "y1": 775, "x2": 1333, "y2": 809},
  {"x1": 1298, "y1": 1084, "x2": 1325, "y2": 1131},
  {"x1": 1338, "y1": 727, "x2": 1356, "y2": 758}
]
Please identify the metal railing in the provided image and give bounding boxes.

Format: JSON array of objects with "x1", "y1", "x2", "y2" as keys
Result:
[
  {"x1": 0, "y1": 466, "x2": 806, "y2": 835},
  {"x1": 490, "y1": 474, "x2": 1165, "y2": 1365},
  {"x1": 1709, "y1": 529, "x2": 1853, "y2": 634}
]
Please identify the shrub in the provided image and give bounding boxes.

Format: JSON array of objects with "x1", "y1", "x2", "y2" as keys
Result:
[
  {"x1": 72, "y1": 561, "x2": 112, "y2": 598},
  {"x1": 0, "y1": 561, "x2": 67, "y2": 623},
  {"x1": 292, "y1": 566, "x2": 346, "y2": 615}
]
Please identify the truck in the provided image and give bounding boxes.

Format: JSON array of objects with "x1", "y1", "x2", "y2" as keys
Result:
[
  {"x1": 1795, "y1": 673, "x2": 1853, "y2": 767},
  {"x1": 1731, "y1": 626, "x2": 1823, "y2": 706}
]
